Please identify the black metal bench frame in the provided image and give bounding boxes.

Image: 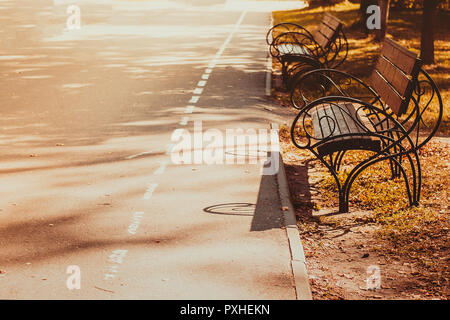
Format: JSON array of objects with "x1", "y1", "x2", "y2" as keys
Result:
[
  {"x1": 289, "y1": 38, "x2": 443, "y2": 213},
  {"x1": 267, "y1": 13, "x2": 348, "y2": 90}
]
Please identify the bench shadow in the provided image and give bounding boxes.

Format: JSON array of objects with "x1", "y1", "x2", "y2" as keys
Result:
[
  {"x1": 203, "y1": 203, "x2": 255, "y2": 217},
  {"x1": 285, "y1": 159, "x2": 377, "y2": 238},
  {"x1": 250, "y1": 172, "x2": 285, "y2": 231},
  {"x1": 286, "y1": 160, "x2": 367, "y2": 219},
  {"x1": 202, "y1": 170, "x2": 285, "y2": 232},
  {"x1": 283, "y1": 161, "x2": 313, "y2": 220}
]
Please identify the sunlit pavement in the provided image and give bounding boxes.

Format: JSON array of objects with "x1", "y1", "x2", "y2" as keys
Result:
[{"x1": 0, "y1": 0, "x2": 306, "y2": 299}]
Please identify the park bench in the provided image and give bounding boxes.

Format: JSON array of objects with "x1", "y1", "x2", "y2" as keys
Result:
[
  {"x1": 289, "y1": 38, "x2": 443, "y2": 213},
  {"x1": 267, "y1": 13, "x2": 348, "y2": 90}
]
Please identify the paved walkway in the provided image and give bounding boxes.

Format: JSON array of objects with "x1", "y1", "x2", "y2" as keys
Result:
[{"x1": 0, "y1": 0, "x2": 307, "y2": 299}]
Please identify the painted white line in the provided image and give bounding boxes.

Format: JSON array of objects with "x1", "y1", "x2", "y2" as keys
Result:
[
  {"x1": 266, "y1": 52, "x2": 272, "y2": 97},
  {"x1": 104, "y1": 249, "x2": 128, "y2": 281},
  {"x1": 126, "y1": 150, "x2": 160, "y2": 160},
  {"x1": 183, "y1": 10, "x2": 247, "y2": 118},
  {"x1": 215, "y1": 11, "x2": 247, "y2": 60},
  {"x1": 143, "y1": 183, "x2": 158, "y2": 200},
  {"x1": 166, "y1": 143, "x2": 175, "y2": 155},
  {"x1": 101, "y1": 9, "x2": 249, "y2": 286},
  {"x1": 154, "y1": 161, "x2": 168, "y2": 175},
  {"x1": 265, "y1": 17, "x2": 273, "y2": 97},
  {"x1": 127, "y1": 212, "x2": 144, "y2": 235},
  {"x1": 185, "y1": 105, "x2": 195, "y2": 114},
  {"x1": 179, "y1": 116, "x2": 189, "y2": 125},
  {"x1": 193, "y1": 87, "x2": 203, "y2": 95},
  {"x1": 189, "y1": 96, "x2": 200, "y2": 104}
]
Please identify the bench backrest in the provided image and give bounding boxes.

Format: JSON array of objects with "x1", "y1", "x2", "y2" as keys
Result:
[
  {"x1": 369, "y1": 38, "x2": 421, "y2": 116},
  {"x1": 313, "y1": 13, "x2": 342, "y2": 49}
]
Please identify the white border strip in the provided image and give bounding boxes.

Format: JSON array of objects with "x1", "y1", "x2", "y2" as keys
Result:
[
  {"x1": 271, "y1": 123, "x2": 312, "y2": 300},
  {"x1": 265, "y1": 16, "x2": 273, "y2": 97}
]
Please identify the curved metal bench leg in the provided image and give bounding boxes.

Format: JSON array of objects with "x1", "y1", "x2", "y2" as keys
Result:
[
  {"x1": 402, "y1": 151, "x2": 418, "y2": 206},
  {"x1": 339, "y1": 193, "x2": 349, "y2": 213},
  {"x1": 336, "y1": 150, "x2": 346, "y2": 172},
  {"x1": 388, "y1": 136, "x2": 402, "y2": 179},
  {"x1": 342, "y1": 153, "x2": 416, "y2": 210},
  {"x1": 412, "y1": 147, "x2": 422, "y2": 205},
  {"x1": 315, "y1": 153, "x2": 348, "y2": 213},
  {"x1": 330, "y1": 151, "x2": 346, "y2": 173},
  {"x1": 281, "y1": 60, "x2": 289, "y2": 89}
]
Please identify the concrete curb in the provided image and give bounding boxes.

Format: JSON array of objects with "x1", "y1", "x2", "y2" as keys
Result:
[
  {"x1": 271, "y1": 123, "x2": 312, "y2": 300},
  {"x1": 265, "y1": 15, "x2": 273, "y2": 97}
]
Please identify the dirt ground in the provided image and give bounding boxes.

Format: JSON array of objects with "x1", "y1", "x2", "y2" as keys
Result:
[{"x1": 279, "y1": 134, "x2": 449, "y2": 300}]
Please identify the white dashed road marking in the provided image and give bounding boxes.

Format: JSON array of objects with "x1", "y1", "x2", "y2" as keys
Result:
[
  {"x1": 179, "y1": 116, "x2": 189, "y2": 125},
  {"x1": 143, "y1": 183, "x2": 158, "y2": 200},
  {"x1": 104, "y1": 9, "x2": 248, "y2": 285},
  {"x1": 185, "y1": 105, "x2": 195, "y2": 114},
  {"x1": 154, "y1": 161, "x2": 168, "y2": 175}
]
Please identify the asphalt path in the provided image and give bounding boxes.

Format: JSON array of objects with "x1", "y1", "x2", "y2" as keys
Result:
[{"x1": 0, "y1": 0, "x2": 306, "y2": 299}]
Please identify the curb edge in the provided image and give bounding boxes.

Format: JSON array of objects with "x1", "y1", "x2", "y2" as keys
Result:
[{"x1": 271, "y1": 123, "x2": 312, "y2": 300}]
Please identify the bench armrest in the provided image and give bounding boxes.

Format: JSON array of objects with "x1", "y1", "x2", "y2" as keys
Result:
[
  {"x1": 322, "y1": 29, "x2": 348, "y2": 69},
  {"x1": 401, "y1": 69, "x2": 444, "y2": 151},
  {"x1": 266, "y1": 23, "x2": 314, "y2": 45},
  {"x1": 290, "y1": 68, "x2": 383, "y2": 111}
]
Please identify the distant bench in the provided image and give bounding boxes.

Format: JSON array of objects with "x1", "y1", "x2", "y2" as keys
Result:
[{"x1": 267, "y1": 13, "x2": 348, "y2": 90}]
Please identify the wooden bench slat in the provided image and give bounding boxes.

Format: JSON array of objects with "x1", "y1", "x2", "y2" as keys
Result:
[
  {"x1": 314, "y1": 14, "x2": 342, "y2": 49},
  {"x1": 381, "y1": 38, "x2": 419, "y2": 76},
  {"x1": 313, "y1": 104, "x2": 331, "y2": 139},
  {"x1": 313, "y1": 30, "x2": 330, "y2": 49},
  {"x1": 375, "y1": 56, "x2": 412, "y2": 97},
  {"x1": 324, "y1": 103, "x2": 361, "y2": 147},
  {"x1": 369, "y1": 70, "x2": 405, "y2": 115},
  {"x1": 328, "y1": 103, "x2": 350, "y2": 136},
  {"x1": 277, "y1": 43, "x2": 310, "y2": 55},
  {"x1": 341, "y1": 103, "x2": 360, "y2": 135},
  {"x1": 322, "y1": 12, "x2": 341, "y2": 30},
  {"x1": 310, "y1": 103, "x2": 381, "y2": 156},
  {"x1": 318, "y1": 22, "x2": 336, "y2": 40},
  {"x1": 343, "y1": 103, "x2": 376, "y2": 135},
  {"x1": 369, "y1": 38, "x2": 420, "y2": 116}
]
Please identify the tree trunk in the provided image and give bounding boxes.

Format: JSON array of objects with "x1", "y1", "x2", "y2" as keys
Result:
[
  {"x1": 375, "y1": 0, "x2": 390, "y2": 41},
  {"x1": 421, "y1": 0, "x2": 441, "y2": 65}
]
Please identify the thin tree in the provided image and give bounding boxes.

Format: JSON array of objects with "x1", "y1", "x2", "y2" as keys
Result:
[
  {"x1": 420, "y1": 0, "x2": 444, "y2": 65},
  {"x1": 375, "y1": 0, "x2": 391, "y2": 41}
]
